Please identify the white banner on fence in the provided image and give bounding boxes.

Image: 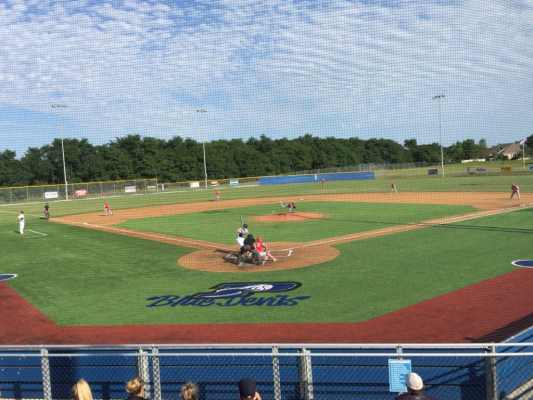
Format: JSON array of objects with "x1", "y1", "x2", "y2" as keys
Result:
[
  {"x1": 230, "y1": 180, "x2": 239, "y2": 186},
  {"x1": 75, "y1": 190, "x2": 88, "y2": 197},
  {"x1": 125, "y1": 186, "x2": 137, "y2": 193},
  {"x1": 44, "y1": 191, "x2": 58, "y2": 199},
  {"x1": 190, "y1": 182, "x2": 200, "y2": 188}
]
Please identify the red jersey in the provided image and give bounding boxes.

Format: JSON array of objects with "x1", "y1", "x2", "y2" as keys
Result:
[
  {"x1": 104, "y1": 203, "x2": 110, "y2": 209},
  {"x1": 256, "y1": 238, "x2": 264, "y2": 252},
  {"x1": 391, "y1": 183, "x2": 396, "y2": 188},
  {"x1": 215, "y1": 190, "x2": 220, "y2": 196},
  {"x1": 287, "y1": 202, "x2": 295, "y2": 208},
  {"x1": 512, "y1": 184, "x2": 519, "y2": 192}
]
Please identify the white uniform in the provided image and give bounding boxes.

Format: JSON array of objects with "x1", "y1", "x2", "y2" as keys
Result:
[
  {"x1": 236, "y1": 227, "x2": 248, "y2": 247},
  {"x1": 18, "y1": 213, "x2": 25, "y2": 234}
]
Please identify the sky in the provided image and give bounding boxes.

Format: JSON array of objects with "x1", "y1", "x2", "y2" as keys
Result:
[{"x1": 1, "y1": 0, "x2": 533, "y2": 157}]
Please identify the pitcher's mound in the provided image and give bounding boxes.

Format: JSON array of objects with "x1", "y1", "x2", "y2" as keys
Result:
[{"x1": 253, "y1": 212, "x2": 325, "y2": 222}]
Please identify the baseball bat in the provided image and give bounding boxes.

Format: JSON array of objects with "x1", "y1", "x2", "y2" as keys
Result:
[{"x1": 240, "y1": 215, "x2": 244, "y2": 226}]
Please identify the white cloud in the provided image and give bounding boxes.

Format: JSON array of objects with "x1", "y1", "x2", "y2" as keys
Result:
[{"x1": 0, "y1": 0, "x2": 532, "y2": 156}]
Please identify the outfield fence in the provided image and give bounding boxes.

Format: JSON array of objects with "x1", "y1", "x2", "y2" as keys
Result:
[
  {"x1": 1, "y1": 343, "x2": 533, "y2": 400},
  {"x1": 2, "y1": 161, "x2": 533, "y2": 206}
]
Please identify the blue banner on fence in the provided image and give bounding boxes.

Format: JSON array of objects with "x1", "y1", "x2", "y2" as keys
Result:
[
  {"x1": 428, "y1": 169, "x2": 439, "y2": 175},
  {"x1": 230, "y1": 180, "x2": 239, "y2": 186}
]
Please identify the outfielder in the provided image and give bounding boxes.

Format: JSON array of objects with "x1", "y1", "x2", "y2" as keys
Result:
[
  {"x1": 390, "y1": 183, "x2": 397, "y2": 194},
  {"x1": 236, "y1": 224, "x2": 249, "y2": 247}
]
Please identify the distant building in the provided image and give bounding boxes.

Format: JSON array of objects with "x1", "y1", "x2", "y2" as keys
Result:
[{"x1": 487, "y1": 143, "x2": 522, "y2": 160}]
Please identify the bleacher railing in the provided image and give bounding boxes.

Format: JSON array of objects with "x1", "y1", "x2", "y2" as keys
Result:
[{"x1": 1, "y1": 343, "x2": 532, "y2": 400}]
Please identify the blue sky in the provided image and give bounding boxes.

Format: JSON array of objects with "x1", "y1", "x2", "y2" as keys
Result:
[{"x1": 1, "y1": 0, "x2": 532, "y2": 157}]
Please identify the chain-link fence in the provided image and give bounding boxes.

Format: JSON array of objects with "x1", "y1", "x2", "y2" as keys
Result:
[{"x1": 1, "y1": 344, "x2": 532, "y2": 400}]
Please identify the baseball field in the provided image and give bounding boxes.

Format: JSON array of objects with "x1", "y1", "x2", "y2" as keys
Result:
[{"x1": 1, "y1": 174, "x2": 533, "y2": 344}]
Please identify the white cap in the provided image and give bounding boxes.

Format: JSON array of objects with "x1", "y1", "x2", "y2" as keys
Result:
[{"x1": 405, "y1": 373, "x2": 423, "y2": 390}]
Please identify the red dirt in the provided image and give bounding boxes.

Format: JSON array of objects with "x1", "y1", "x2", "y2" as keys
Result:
[{"x1": 2, "y1": 192, "x2": 533, "y2": 344}]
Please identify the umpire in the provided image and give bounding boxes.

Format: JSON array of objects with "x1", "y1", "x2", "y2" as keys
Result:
[{"x1": 237, "y1": 234, "x2": 262, "y2": 266}]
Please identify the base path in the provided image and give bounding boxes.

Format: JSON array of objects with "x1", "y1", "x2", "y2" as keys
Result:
[{"x1": 2, "y1": 191, "x2": 532, "y2": 344}]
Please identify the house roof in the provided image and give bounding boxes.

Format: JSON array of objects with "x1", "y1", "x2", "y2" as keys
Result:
[{"x1": 487, "y1": 143, "x2": 522, "y2": 156}]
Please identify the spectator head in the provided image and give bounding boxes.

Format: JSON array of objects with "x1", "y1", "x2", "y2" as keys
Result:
[
  {"x1": 70, "y1": 379, "x2": 94, "y2": 400},
  {"x1": 181, "y1": 381, "x2": 199, "y2": 400},
  {"x1": 405, "y1": 372, "x2": 424, "y2": 395},
  {"x1": 238, "y1": 378, "x2": 257, "y2": 399},
  {"x1": 126, "y1": 376, "x2": 145, "y2": 397}
]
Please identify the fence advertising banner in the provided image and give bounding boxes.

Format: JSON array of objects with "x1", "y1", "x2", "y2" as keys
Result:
[
  {"x1": 44, "y1": 191, "x2": 58, "y2": 199},
  {"x1": 230, "y1": 180, "x2": 239, "y2": 186},
  {"x1": 124, "y1": 186, "x2": 137, "y2": 193},
  {"x1": 476, "y1": 167, "x2": 487, "y2": 174},
  {"x1": 147, "y1": 185, "x2": 157, "y2": 191},
  {"x1": 428, "y1": 169, "x2": 439, "y2": 175},
  {"x1": 75, "y1": 190, "x2": 88, "y2": 197},
  {"x1": 190, "y1": 182, "x2": 200, "y2": 188},
  {"x1": 501, "y1": 166, "x2": 512, "y2": 173}
]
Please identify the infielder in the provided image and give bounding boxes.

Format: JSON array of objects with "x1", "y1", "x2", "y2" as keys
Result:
[
  {"x1": 510, "y1": 183, "x2": 521, "y2": 200},
  {"x1": 390, "y1": 183, "x2": 397, "y2": 194},
  {"x1": 236, "y1": 224, "x2": 249, "y2": 247},
  {"x1": 104, "y1": 202, "x2": 113, "y2": 216},
  {"x1": 18, "y1": 211, "x2": 25, "y2": 234},
  {"x1": 44, "y1": 203, "x2": 50, "y2": 220},
  {"x1": 280, "y1": 201, "x2": 296, "y2": 216}
]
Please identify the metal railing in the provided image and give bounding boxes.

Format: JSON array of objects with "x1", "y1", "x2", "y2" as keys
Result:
[{"x1": 1, "y1": 343, "x2": 533, "y2": 399}]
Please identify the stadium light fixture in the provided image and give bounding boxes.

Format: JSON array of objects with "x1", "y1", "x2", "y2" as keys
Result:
[
  {"x1": 433, "y1": 95, "x2": 445, "y2": 178},
  {"x1": 197, "y1": 109, "x2": 208, "y2": 189},
  {"x1": 51, "y1": 104, "x2": 69, "y2": 199}
]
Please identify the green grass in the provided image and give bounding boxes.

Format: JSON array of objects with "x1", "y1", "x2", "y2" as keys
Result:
[
  {"x1": 116, "y1": 201, "x2": 477, "y2": 244},
  {"x1": 1, "y1": 196, "x2": 530, "y2": 326},
  {"x1": 1, "y1": 175, "x2": 532, "y2": 330}
]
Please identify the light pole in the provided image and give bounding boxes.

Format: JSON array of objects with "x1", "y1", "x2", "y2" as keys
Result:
[
  {"x1": 52, "y1": 104, "x2": 69, "y2": 199},
  {"x1": 433, "y1": 95, "x2": 445, "y2": 177},
  {"x1": 197, "y1": 109, "x2": 208, "y2": 189}
]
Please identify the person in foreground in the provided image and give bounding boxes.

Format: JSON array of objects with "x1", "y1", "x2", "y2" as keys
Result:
[
  {"x1": 395, "y1": 373, "x2": 437, "y2": 400},
  {"x1": 238, "y1": 378, "x2": 261, "y2": 400},
  {"x1": 181, "y1": 381, "x2": 199, "y2": 400},
  {"x1": 126, "y1": 376, "x2": 148, "y2": 400},
  {"x1": 71, "y1": 379, "x2": 94, "y2": 400}
]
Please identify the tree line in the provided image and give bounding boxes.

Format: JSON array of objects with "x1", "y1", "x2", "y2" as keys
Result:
[{"x1": 0, "y1": 134, "x2": 503, "y2": 187}]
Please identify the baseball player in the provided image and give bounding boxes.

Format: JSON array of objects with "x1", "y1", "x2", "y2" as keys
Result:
[
  {"x1": 104, "y1": 202, "x2": 113, "y2": 216},
  {"x1": 510, "y1": 183, "x2": 521, "y2": 200},
  {"x1": 18, "y1": 211, "x2": 25, "y2": 234},
  {"x1": 236, "y1": 224, "x2": 249, "y2": 247},
  {"x1": 280, "y1": 201, "x2": 296, "y2": 216},
  {"x1": 44, "y1": 203, "x2": 50, "y2": 220},
  {"x1": 390, "y1": 183, "x2": 397, "y2": 194},
  {"x1": 215, "y1": 189, "x2": 220, "y2": 201},
  {"x1": 237, "y1": 234, "x2": 262, "y2": 266},
  {"x1": 256, "y1": 237, "x2": 276, "y2": 263}
]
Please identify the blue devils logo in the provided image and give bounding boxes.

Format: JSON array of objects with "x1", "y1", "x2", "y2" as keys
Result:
[
  {"x1": 192, "y1": 282, "x2": 302, "y2": 299},
  {"x1": 0, "y1": 274, "x2": 17, "y2": 281}
]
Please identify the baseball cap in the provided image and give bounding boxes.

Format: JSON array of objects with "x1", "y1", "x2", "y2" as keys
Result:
[
  {"x1": 238, "y1": 378, "x2": 256, "y2": 398},
  {"x1": 405, "y1": 373, "x2": 423, "y2": 390}
]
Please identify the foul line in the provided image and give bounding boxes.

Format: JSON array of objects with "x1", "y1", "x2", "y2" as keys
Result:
[
  {"x1": 28, "y1": 230, "x2": 47, "y2": 236},
  {"x1": 53, "y1": 219, "x2": 235, "y2": 252},
  {"x1": 276, "y1": 205, "x2": 533, "y2": 252}
]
